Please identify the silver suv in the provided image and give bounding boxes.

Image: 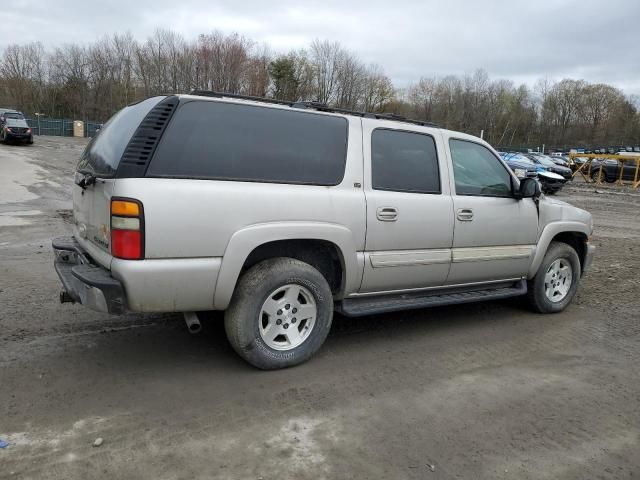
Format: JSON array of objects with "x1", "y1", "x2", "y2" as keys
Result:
[{"x1": 53, "y1": 92, "x2": 595, "y2": 369}]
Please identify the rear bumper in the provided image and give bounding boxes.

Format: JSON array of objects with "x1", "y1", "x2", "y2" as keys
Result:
[
  {"x1": 53, "y1": 236, "x2": 126, "y2": 314},
  {"x1": 5, "y1": 132, "x2": 32, "y2": 142}
]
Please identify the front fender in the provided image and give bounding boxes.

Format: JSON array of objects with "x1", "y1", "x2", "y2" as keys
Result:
[
  {"x1": 527, "y1": 221, "x2": 590, "y2": 278},
  {"x1": 213, "y1": 222, "x2": 362, "y2": 310}
]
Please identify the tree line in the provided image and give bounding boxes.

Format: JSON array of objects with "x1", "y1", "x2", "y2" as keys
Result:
[{"x1": 1, "y1": 28, "x2": 639, "y2": 149}]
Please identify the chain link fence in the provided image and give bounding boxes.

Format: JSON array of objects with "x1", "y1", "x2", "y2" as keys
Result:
[{"x1": 25, "y1": 118, "x2": 102, "y2": 138}]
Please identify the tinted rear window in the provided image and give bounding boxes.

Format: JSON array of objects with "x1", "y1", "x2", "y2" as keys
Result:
[
  {"x1": 77, "y1": 96, "x2": 164, "y2": 177},
  {"x1": 372, "y1": 129, "x2": 440, "y2": 194},
  {"x1": 147, "y1": 101, "x2": 348, "y2": 185}
]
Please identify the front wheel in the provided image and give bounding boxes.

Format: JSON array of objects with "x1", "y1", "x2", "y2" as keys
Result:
[
  {"x1": 527, "y1": 241, "x2": 581, "y2": 313},
  {"x1": 224, "y1": 257, "x2": 333, "y2": 369}
]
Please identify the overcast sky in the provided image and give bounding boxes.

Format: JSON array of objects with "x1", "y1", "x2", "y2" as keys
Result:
[{"x1": 3, "y1": 0, "x2": 640, "y2": 95}]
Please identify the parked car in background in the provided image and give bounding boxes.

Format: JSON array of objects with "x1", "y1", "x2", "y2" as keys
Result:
[
  {"x1": 0, "y1": 109, "x2": 33, "y2": 145},
  {"x1": 500, "y1": 152, "x2": 567, "y2": 194},
  {"x1": 548, "y1": 155, "x2": 571, "y2": 168},
  {"x1": 590, "y1": 153, "x2": 640, "y2": 183},
  {"x1": 524, "y1": 153, "x2": 573, "y2": 181},
  {"x1": 498, "y1": 152, "x2": 538, "y2": 179}
]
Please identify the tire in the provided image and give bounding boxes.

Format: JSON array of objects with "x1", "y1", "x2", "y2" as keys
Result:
[
  {"x1": 591, "y1": 169, "x2": 612, "y2": 183},
  {"x1": 224, "y1": 257, "x2": 333, "y2": 369},
  {"x1": 527, "y1": 241, "x2": 581, "y2": 313}
]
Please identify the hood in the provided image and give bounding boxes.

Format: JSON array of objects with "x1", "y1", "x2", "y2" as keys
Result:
[
  {"x1": 537, "y1": 170, "x2": 565, "y2": 180},
  {"x1": 538, "y1": 196, "x2": 593, "y2": 235},
  {"x1": 552, "y1": 165, "x2": 572, "y2": 173},
  {"x1": 5, "y1": 118, "x2": 29, "y2": 128}
]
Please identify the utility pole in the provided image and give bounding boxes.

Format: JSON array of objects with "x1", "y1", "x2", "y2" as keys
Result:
[{"x1": 34, "y1": 113, "x2": 45, "y2": 136}]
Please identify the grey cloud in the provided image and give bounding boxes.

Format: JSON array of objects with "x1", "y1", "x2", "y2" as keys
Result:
[{"x1": 2, "y1": 0, "x2": 639, "y2": 94}]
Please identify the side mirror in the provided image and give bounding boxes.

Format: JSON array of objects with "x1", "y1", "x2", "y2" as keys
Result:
[{"x1": 514, "y1": 177, "x2": 540, "y2": 199}]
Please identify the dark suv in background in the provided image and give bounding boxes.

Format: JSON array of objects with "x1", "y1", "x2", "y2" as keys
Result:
[{"x1": 0, "y1": 109, "x2": 33, "y2": 144}]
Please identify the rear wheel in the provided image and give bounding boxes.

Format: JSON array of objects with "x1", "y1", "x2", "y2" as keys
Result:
[
  {"x1": 591, "y1": 168, "x2": 614, "y2": 183},
  {"x1": 224, "y1": 257, "x2": 333, "y2": 369},
  {"x1": 527, "y1": 241, "x2": 581, "y2": 313}
]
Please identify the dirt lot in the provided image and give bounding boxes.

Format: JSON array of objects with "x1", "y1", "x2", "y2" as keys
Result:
[{"x1": 1, "y1": 136, "x2": 639, "y2": 479}]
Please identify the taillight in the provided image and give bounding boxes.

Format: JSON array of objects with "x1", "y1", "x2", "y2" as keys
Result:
[{"x1": 111, "y1": 198, "x2": 144, "y2": 260}]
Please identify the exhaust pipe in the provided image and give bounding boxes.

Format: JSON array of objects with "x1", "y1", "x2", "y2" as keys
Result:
[{"x1": 183, "y1": 312, "x2": 202, "y2": 334}]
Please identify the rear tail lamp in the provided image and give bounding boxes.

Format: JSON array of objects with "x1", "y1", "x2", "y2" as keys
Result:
[{"x1": 111, "y1": 198, "x2": 144, "y2": 260}]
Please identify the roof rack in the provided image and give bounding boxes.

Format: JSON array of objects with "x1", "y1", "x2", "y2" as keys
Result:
[{"x1": 188, "y1": 90, "x2": 439, "y2": 128}]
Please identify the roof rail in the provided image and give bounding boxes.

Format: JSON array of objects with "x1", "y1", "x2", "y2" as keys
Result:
[{"x1": 187, "y1": 90, "x2": 439, "y2": 128}]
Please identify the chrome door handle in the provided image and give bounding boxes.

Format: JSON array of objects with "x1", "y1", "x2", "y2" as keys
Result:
[
  {"x1": 376, "y1": 207, "x2": 398, "y2": 222},
  {"x1": 456, "y1": 208, "x2": 474, "y2": 221}
]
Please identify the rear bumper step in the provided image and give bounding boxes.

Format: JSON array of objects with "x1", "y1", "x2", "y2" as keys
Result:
[
  {"x1": 338, "y1": 280, "x2": 527, "y2": 317},
  {"x1": 53, "y1": 236, "x2": 127, "y2": 314}
]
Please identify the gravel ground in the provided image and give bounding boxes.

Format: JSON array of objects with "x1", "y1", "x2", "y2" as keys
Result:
[{"x1": 0, "y1": 137, "x2": 639, "y2": 479}]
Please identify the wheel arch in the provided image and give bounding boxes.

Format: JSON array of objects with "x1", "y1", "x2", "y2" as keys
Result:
[
  {"x1": 528, "y1": 222, "x2": 590, "y2": 278},
  {"x1": 213, "y1": 222, "x2": 362, "y2": 310}
]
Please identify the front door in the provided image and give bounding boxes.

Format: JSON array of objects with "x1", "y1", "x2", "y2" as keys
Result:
[
  {"x1": 445, "y1": 137, "x2": 538, "y2": 284},
  {"x1": 360, "y1": 121, "x2": 454, "y2": 293}
]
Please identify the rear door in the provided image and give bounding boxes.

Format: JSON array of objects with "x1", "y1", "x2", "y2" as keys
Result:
[
  {"x1": 360, "y1": 120, "x2": 454, "y2": 293},
  {"x1": 74, "y1": 96, "x2": 165, "y2": 268},
  {"x1": 445, "y1": 136, "x2": 538, "y2": 284}
]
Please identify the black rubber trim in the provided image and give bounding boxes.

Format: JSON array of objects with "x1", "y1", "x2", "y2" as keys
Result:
[{"x1": 116, "y1": 95, "x2": 179, "y2": 178}]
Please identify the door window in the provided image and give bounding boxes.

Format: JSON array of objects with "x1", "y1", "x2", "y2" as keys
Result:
[
  {"x1": 371, "y1": 129, "x2": 440, "y2": 194},
  {"x1": 450, "y1": 139, "x2": 513, "y2": 197}
]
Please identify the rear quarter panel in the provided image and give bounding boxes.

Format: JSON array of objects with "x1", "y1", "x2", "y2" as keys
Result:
[{"x1": 111, "y1": 116, "x2": 366, "y2": 308}]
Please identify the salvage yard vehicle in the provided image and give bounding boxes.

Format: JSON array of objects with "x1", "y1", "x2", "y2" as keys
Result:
[
  {"x1": 0, "y1": 109, "x2": 33, "y2": 145},
  {"x1": 590, "y1": 154, "x2": 640, "y2": 183},
  {"x1": 498, "y1": 152, "x2": 538, "y2": 179},
  {"x1": 524, "y1": 153, "x2": 573, "y2": 181},
  {"x1": 53, "y1": 92, "x2": 595, "y2": 369},
  {"x1": 500, "y1": 152, "x2": 567, "y2": 194}
]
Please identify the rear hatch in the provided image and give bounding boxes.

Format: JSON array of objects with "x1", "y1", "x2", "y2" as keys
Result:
[{"x1": 73, "y1": 96, "x2": 165, "y2": 268}]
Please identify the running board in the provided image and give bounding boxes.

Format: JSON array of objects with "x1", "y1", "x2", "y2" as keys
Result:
[{"x1": 338, "y1": 280, "x2": 527, "y2": 317}]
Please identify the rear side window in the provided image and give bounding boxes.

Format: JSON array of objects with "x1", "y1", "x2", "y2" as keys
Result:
[
  {"x1": 148, "y1": 101, "x2": 348, "y2": 185},
  {"x1": 371, "y1": 129, "x2": 440, "y2": 194},
  {"x1": 76, "y1": 96, "x2": 164, "y2": 177}
]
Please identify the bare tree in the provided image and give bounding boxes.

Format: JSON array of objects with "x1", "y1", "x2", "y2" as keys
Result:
[{"x1": 310, "y1": 39, "x2": 343, "y2": 104}]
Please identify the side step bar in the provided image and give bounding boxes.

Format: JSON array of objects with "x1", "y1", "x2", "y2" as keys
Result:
[{"x1": 338, "y1": 280, "x2": 527, "y2": 317}]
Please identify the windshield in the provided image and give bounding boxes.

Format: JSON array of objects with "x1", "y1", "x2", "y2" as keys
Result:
[
  {"x1": 4, "y1": 112, "x2": 25, "y2": 120},
  {"x1": 76, "y1": 96, "x2": 164, "y2": 177}
]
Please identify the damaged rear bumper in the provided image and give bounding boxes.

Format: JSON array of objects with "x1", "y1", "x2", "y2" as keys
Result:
[{"x1": 52, "y1": 236, "x2": 126, "y2": 314}]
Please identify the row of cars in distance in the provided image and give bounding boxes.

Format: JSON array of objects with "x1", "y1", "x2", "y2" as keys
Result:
[
  {"x1": 499, "y1": 151, "x2": 572, "y2": 194},
  {"x1": 0, "y1": 108, "x2": 34, "y2": 144},
  {"x1": 551, "y1": 150, "x2": 640, "y2": 183}
]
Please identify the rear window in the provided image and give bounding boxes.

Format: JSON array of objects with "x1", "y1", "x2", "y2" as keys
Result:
[
  {"x1": 77, "y1": 96, "x2": 164, "y2": 177},
  {"x1": 147, "y1": 101, "x2": 348, "y2": 185}
]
